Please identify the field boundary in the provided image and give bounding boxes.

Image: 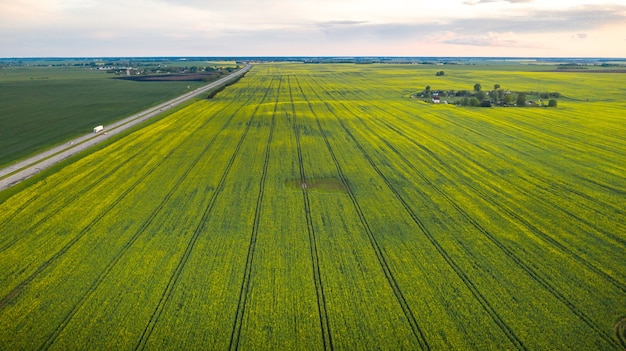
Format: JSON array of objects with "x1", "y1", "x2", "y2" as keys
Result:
[{"x1": 0, "y1": 64, "x2": 251, "y2": 191}]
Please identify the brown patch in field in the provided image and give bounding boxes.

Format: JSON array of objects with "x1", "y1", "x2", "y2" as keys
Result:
[{"x1": 290, "y1": 178, "x2": 346, "y2": 193}]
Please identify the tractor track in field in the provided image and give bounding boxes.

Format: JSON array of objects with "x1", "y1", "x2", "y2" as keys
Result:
[
  {"x1": 615, "y1": 317, "x2": 626, "y2": 349},
  {"x1": 424, "y1": 112, "x2": 626, "y2": 246},
  {"x1": 0, "y1": 146, "x2": 150, "y2": 255},
  {"x1": 0, "y1": 85, "x2": 257, "y2": 312},
  {"x1": 313, "y1": 94, "x2": 529, "y2": 350},
  {"x1": 288, "y1": 75, "x2": 334, "y2": 351},
  {"x1": 229, "y1": 77, "x2": 280, "y2": 351},
  {"x1": 0, "y1": 193, "x2": 40, "y2": 251},
  {"x1": 0, "y1": 65, "x2": 251, "y2": 191},
  {"x1": 296, "y1": 76, "x2": 431, "y2": 351},
  {"x1": 0, "y1": 193, "x2": 39, "y2": 229},
  {"x1": 0, "y1": 102, "x2": 236, "y2": 254},
  {"x1": 0, "y1": 157, "x2": 163, "y2": 310},
  {"x1": 374, "y1": 114, "x2": 626, "y2": 294},
  {"x1": 428, "y1": 110, "x2": 626, "y2": 237},
  {"x1": 350, "y1": 75, "x2": 625, "y2": 225},
  {"x1": 336, "y1": 102, "x2": 620, "y2": 349},
  {"x1": 134, "y1": 77, "x2": 276, "y2": 351},
  {"x1": 36, "y1": 85, "x2": 258, "y2": 351},
  {"x1": 331, "y1": 79, "x2": 626, "y2": 293}
]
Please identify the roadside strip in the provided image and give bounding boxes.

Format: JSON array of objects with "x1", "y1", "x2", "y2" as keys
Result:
[{"x1": 0, "y1": 64, "x2": 252, "y2": 190}]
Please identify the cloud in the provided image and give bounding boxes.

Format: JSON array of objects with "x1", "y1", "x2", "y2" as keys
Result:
[
  {"x1": 318, "y1": 20, "x2": 369, "y2": 27},
  {"x1": 1, "y1": 0, "x2": 625, "y2": 57},
  {"x1": 313, "y1": 4, "x2": 626, "y2": 41},
  {"x1": 442, "y1": 32, "x2": 532, "y2": 48},
  {"x1": 464, "y1": 0, "x2": 533, "y2": 5},
  {"x1": 445, "y1": 4, "x2": 626, "y2": 34}
]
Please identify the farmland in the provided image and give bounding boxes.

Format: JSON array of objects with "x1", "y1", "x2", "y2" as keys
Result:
[
  {"x1": 0, "y1": 63, "x2": 625, "y2": 350},
  {"x1": 0, "y1": 59, "x2": 234, "y2": 167}
]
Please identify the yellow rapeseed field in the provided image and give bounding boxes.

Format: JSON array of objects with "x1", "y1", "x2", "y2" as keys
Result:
[{"x1": 0, "y1": 63, "x2": 624, "y2": 350}]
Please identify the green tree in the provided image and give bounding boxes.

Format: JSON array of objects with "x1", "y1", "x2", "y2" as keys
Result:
[
  {"x1": 516, "y1": 93, "x2": 527, "y2": 106},
  {"x1": 497, "y1": 89, "x2": 505, "y2": 101},
  {"x1": 548, "y1": 99, "x2": 558, "y2": 107},
  {"x1": 503, "y1": 94, "x2": 514, "y2": 105},
  {"x1": 494, "y1": 84, "x2": 500, "y2": 90},
  {"x1": 474, "y1": 83, "x2": 482, "y2": 92},
  {"x1": 476, "y1": 91, "x2": 486, "y2": 101},
  {"x1": 469, "y1": 97, "x2": 480, "y2": 106}
]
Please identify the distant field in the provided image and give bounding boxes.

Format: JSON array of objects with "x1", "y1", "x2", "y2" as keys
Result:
[
  {"x1": 0, "y1": 65, "x2": 206, "y2": 167},
  {"x1": 0, "y1": 63, "x2": 624, "y2": 350}
]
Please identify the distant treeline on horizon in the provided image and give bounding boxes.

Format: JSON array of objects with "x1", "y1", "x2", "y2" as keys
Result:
[{"x1": 1, "y1": 56, "x2": 625, "y2": 64}]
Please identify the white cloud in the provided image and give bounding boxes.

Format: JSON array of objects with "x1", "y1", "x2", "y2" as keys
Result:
[{"x1": 0, "y1": 0, "x2": 625, "y2": 56}]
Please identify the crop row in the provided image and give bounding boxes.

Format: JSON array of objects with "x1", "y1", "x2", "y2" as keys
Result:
[{"x1": 0, "y1": 63, "x2": 624, "y2": 350}]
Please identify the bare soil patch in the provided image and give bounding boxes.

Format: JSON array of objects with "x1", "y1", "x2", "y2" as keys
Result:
[{"x1": 290, "y1": 178, "x2": 346, "y2": 193}]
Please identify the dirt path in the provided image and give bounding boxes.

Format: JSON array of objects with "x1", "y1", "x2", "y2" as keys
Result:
[{"x1": 0, "y1": 64, "x2": 251, "y2": 191}]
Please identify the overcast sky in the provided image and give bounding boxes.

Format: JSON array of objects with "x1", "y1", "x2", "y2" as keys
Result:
[{"x1": 1, "y1": 0, "x2": 625, "y2": 57}]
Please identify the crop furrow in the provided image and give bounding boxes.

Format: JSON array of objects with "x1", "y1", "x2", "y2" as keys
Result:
[
  {"x1": 343, "y1": 109, "x2": 619, "y2": 348},
  {"x1": 339, "y1": 77, "x2": 624, "y2": 220},
  {"x1": 428, "y1": 110, "x2": 626, "y2": 217},
  {"x1": 372, "y1": 114, "x2": 626, "y2": 292},
  {"x1": 229, "y1": 77, "x2": 281, "y2": 351},
  {"x1": 0, "y1": 193, "x2": 39, "y2": 229},
  {"x1": 135, "y1": 75, "x2": 275, "y2": 351},
  {"x1": 0, "y1": 194, "x2": 40, "y2": 253},
  {"x1": 516, "y1": 175, "x2": 626, "y2": 247},
  {"x1": 288, "y1": 75, "x2": 334, "y2": 351},
  {"x1": 0, "y1": 84, "x2": 260, "y2": 310},
  {"x1": 37, "y1": 85, "x2": 257, "y2": 351},
  {"x1": 572, "y1": 174, "x2": 626, "y2": 196},
  {"x1": 5, "y1": 148, "x2": 146, "y2": 240},
  {"x1": 333, "y1": 112, "x2": 527, "y2": 350},
  {"x1": 296, "y1": 76, "x2": 430, "y2": 351},
  {"x1": 0, "y1": 103, "x2": 222, "y2": 254},
  {"x1": 0, "y1": 155, "x2": 167, "y2": 311}
]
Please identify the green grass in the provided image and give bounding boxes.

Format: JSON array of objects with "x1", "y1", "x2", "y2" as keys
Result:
[
  {"x1": 0, "y1": 63, "x2": 624, "y2": 350},
  {"x1": 0, "y1": 65, "x2": 206, "y2": 167}
]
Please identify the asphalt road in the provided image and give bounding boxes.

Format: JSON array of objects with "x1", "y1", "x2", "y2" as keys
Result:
[{"x1": 0, "y1": 64, "x2": 252, "y2": 191}]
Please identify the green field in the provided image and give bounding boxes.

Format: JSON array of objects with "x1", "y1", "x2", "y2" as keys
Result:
[
  {"x1": 0, "y1": 63, "x2": 209, "y2": 167},
  {"x1": 0, "y1": 63, "x2": 625, "y2": 350}
]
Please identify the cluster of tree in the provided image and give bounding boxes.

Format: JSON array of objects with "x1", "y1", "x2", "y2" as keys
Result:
[
  {"x1": 557, "y1": 63, "x2": 587, "y2": 70},
  {"x1": 435, "y1": 71, "x2": 445, "y2": 76},
  {"x1": 417, "y1": 82, "x2": 559, "y2": 108},
  {"x1": 107, "y1": 65, "x2": 229, "y2": 76}
]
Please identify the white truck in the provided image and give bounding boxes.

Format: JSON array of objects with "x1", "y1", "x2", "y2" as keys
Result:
[{"x1": 93, "y1": 125, "x2": 104, "y2": 133}]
